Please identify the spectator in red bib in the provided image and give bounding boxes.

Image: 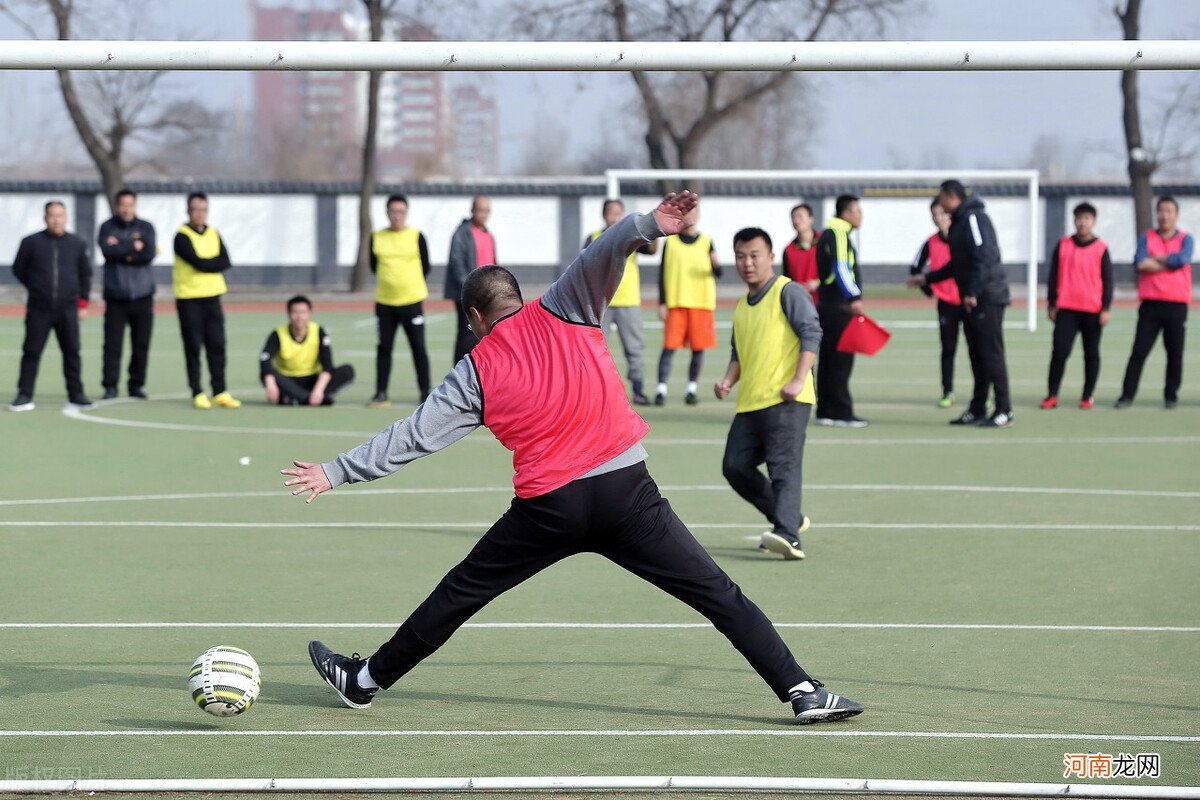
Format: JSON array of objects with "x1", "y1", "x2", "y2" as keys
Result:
[
  {"x1": 782, "y1": 202, "x2": 820, "y2": 304},
  {"x1": 1040, "y1": 203, "x2": 1113, "y2": 411},
  {"x1": 282, "y1": 191, "x2": 864, "y2": 726},
  {"x1": 1115, "y1": 196, "x2": 1193, "y2": 409},
  {"x1": 909, "y1": 199, "x2": 962, "y2": 408}
]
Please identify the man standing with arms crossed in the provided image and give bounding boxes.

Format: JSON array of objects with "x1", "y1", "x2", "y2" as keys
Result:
[
  {"x1": 445, "y1": 195, "x2": 497, "y2": 364},
  {"x1": 174, "y1": 191, "x2": 239, "y2": 410},
  {"x1": 283, "y1": 191, "x2": 863, "y2": 726},
  {"x1": 586, "y1": 198, "x2": 657, "y2": 405},
  {"x1": 782, "y1": 203, "x2": 820, "y2": 304},
  {"x1": 1115, "y1": 196, "x2": 1192, "y2": 409},
  {"x1": 98, "y1": 188, "x2": 156, "y2": 400},
  {"x1": 716, "y1": 227, "x2": 821, "y2": 561}
]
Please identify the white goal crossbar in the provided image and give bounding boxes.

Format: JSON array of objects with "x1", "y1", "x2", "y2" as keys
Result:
[
  {"x1": 0, "y1": 39, "x2": 1198, "y2": 72},
  {"x1": 607, "y1": 169, "x2": 1041, "y2": 332}
]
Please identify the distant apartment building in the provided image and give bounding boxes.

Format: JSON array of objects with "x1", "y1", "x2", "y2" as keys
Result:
[
  {"x1": 450, "y1": 85, "x2": 500, "y2": 177},
  {"x1": 251, "y1": 5, "x2": 498, "y2": 179}
]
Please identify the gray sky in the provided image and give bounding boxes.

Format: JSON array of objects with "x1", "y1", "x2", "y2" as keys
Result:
[{"x1": 1, "y1": 0, "x2": 1198, "y2": 179}]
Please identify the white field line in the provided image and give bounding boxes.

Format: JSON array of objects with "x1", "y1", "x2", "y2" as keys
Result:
[
  {"x1": 0, "y1": 520, "x2": 1197, "y2": 532},
  {"x1": 2, "y1": 483, "x2": 1198, "y2": 509},
  {"x1": 0, "y1": 729, "x2": 1194, "y2": 743},
  {"x1": 1, "y1": 622, "x2": 1195, "y2": 632},
  {"x1": 58, "y1": 401, "x2": 1200, "y2": 444},
  {"x1": 3, "y1": 776, "x2": 1200, "y2": 799}
]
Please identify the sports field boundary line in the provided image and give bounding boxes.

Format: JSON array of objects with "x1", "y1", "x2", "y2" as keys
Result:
[
  {"x1": 3, "y1": 482, "x2": 1198, "y2": 507},
  {"x1": 2, "y1": 622, "x2": 1195, "y2": 632},
  {"x1": 0, "y1": 776, "x2": 1195, "y2": 798},
  {"x1": 0, "y1": 729, "x2": 1195, "y2": 743},
  {"x1": 58, "y1": 403, "x2": 1200, "y2": 446},
  {"x1": 1, "y1": 519, "x2": 1196, "y2": 532}
]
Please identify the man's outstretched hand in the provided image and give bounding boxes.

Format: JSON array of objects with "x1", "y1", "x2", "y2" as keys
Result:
[
  {"x1": 282, "y1": 460, "x2": 332, "y2": 504},
  {"x1": 653, "y1": 191, "x2": 700, "y2": 237}
]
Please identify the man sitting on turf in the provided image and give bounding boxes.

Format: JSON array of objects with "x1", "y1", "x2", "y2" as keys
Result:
[
  {"x1": 281, "y1": 191, "x2": 864, "y2": 725},
  {"x1": 259, "y1": 295, "x2": 355, "y2": 406}
]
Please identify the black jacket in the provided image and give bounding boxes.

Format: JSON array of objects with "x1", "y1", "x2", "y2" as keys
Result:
[
  {"x1": 927, "y1": 195, "x2": 1010, "y2": 306},
  {"x1": 98, "y1": 216, "x2": 157, "y2": 300},
  {"x1": 12, "y1": 230, "x2": 92, "y2": 308}
]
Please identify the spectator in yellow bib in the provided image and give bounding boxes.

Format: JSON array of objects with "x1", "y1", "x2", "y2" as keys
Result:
[
  {"x1": 656, "y1": 207, "x2": 720, "y2": 405},
  {"x1": 260, "y1": 295, "x2": 356, "y2": 406},
  {"x1": 173, "y1": 191, "x2": 239, "y2": 410},
  {"x1": 370, "y1": 194, "x2": 431, "y2": 409},
  {"x1": 716, "y1": 227, "x2": 821, "y2": 561},
  {"x1": 585, "y1": 198, "x2": 658, "y2": 405}
]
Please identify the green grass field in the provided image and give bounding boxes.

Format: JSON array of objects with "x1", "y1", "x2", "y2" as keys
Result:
[{"x1": 0, "y1": 300, "x2": 1196, "y2": 795}]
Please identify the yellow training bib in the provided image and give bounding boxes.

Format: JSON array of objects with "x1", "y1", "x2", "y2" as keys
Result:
[
  {"x1": 663, "y1": 233, "x2": 715, "y2": 310},
  {"x1": 173, "y1": 224, "x2": 227, "y2": 300},
  {"x1": 591, "y1": 229, "x2": 641, "y2": 308},
  {"x1": 272, "y1": 322, "x2": 322, "y2": 378},
  {"x1": 733, "y1": 276, "x2": 815, "y2": 412},
  {"x1": 373, "y1": 227, "x2": 428, "y2": 307}
]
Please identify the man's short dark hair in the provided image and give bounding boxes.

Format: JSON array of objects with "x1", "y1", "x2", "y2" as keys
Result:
[
  {"x1": 461, "y1": 265, "x2": 523, "y2": 317},
  {"x1": 602, "y1": 198, "x2": 624, "y2": 215},
  {"x1": 939, "y1": 180, "x2": 967, "y2": 200},
  {"x1": 1073, "y1": 202, "x2": 1097, "y2": 218},
  {"x1": 386, "y1": 194, "x2": 408, "y2": 209},
  {"x1": 791, "y1": 203, "x2": 813, "y2": 217},
  {"x1": 287, "y1": 294, "x2": 312, "y2": 312},
  {"x1": 44, "y1": 200, "x2": 65, "y2": 213},
  {"x1": 835, "y1": 194, "x2": 859, "y2": 217},
  {"x1": 1157, "y1": 195, "x2": 1179, "y2": 212},
  {"x1": 733, "y1": 227, "x2": 773, "y2": 252},
  {"x1": 187, "y1": 191, "x2": 208, "y2": 207},
  {"x1": 116, "y1": 188, "x2": 137, "y2": 203}
]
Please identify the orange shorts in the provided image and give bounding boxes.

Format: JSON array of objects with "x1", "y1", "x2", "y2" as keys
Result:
[{"x1": 664, "y1": 307, "x2": 717, "y2": 351}]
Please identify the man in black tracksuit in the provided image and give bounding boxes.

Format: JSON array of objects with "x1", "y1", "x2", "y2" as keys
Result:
[
  {"x1": 98, "y1": 188, "x2": 157, "y2": 399},
  {"x1": 9, "y1": 201, "x2": 93, "y2": 411},
  {"x1": 910, "y1": 180, "x2": 1013, "y2": 427}
]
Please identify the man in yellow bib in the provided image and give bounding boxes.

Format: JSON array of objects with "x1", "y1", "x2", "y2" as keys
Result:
[
  {"x1": 584, "y1": 198, "x2": 657, "y2": 405},
  {"x1": 370, "y1": 194, "x2": 431, "y2": 408},
  {"x1": 260, "y1": 295, "x2": 356, "y2": 406},
  {"x1": 173, "y1": 192, "x2": 239, "y2": 410},
  {"x1": 715, "y1": 228, "x2": 821, "y2": 561},
  {"x1": 656, "y1": 211, "x2": 720, "y2": 405}
]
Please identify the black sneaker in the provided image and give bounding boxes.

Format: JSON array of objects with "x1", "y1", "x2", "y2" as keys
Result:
[
  {"x1": 129, "y1": 387, "x2": 148, "y2": 399},
  {"x1": 367, "y1": 393, "x2": 390, "y2": 409},
  {"x1": 1165, "y1": 398, "x2": 1178, "y2": 410},
  {"x1": 1114, "y1": 397, "x2": 1133, "y2": 409},
  {"x1": 632, "y1": 392, "x2": 651, "y2": 406},
  {"x1": 67, "y1": 395, "x2": 94, "y2": 410},
  {"x1": 308, "y1": 640, "x2": 377, "y2": 709},
  {"x1": 685, "y1": 391, "x2": 699, "y2": 405},
  {"x1": 8, "y1": 394, "x2": 34, "y2": 412},
  {"x1": 791, "y1": 680, "x2": 864, "y2": 725},
  {"x1": 102, "y1": 387, "x2": 118, "y2": 400},
  {"x1": 654, "y1": 392, "x2": 666, "y2": 406},
  {"x1": 949, "y1": 410, "x2": 985, "y2": 425},
  {"x1": 979, "y1": 411, "x2": 1014, "y2": 428}
]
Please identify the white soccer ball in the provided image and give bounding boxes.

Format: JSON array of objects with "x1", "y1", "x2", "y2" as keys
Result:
[{"x1": 187, "y1": 646, "x2": 261, "y2": 716}]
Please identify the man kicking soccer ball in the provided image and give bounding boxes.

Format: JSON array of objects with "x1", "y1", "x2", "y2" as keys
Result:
[{"x1": 281, "y1": 191, "x2": 863, "y2": 725}]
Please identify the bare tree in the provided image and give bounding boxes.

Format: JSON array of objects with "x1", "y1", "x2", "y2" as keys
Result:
[
  {"x1": 1116, "y1": 0, "x2": 1156, "y2": 235},
  {"x1": 0, "y1": 0, "x2": 221, "y2": 212},
  {"x1": 513, "y1": 0, "x2": 918, "y2": 173}
]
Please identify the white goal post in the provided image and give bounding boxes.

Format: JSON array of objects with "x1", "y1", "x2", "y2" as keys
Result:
[{"x1": 606, "y1": 169, "x2": 1041, "y2": 332}]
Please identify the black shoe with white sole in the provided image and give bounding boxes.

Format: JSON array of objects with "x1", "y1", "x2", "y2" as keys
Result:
[
  {"x1": 791, "y1": 680, "x2": 864, "y2": 725},
  {"x1": 949, "y1": 410, "x2": 986, "y2": 425},
  {"x1": 308, "y1": 640, "x2": 377, "y2": 709},
  {"x1": 978, "y1": 411, "x2": 1013, "y2": 428}
]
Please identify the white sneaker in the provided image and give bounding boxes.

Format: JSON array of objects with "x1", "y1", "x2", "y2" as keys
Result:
[
  {"x1": 814, "y1": 417, "x2": 836, "y2": 426},
  {"x1": 760, "y1": 532, "x2": 806, "y2": 561},
  {"x1": 8, "y1": 395, "x2": 34, "y2": 412}
]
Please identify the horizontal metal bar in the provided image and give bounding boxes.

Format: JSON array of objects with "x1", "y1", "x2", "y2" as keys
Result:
[{"x1": 0, "y1": 39, "x2": 1197, "y2": 72}]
